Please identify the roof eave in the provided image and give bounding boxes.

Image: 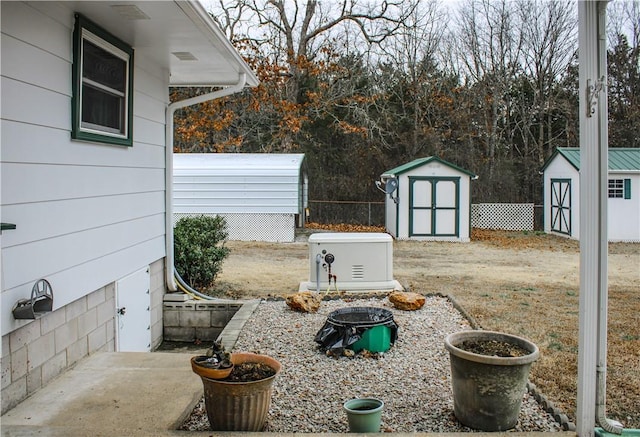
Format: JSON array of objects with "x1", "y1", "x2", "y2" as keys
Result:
[{"x1": 172, "y1": 1, "x2": 259, "y2": 87}]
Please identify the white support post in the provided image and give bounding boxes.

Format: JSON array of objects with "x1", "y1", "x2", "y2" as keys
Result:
[{"x1": 577, "y1": 2, "x2": 610, "y2": 436}]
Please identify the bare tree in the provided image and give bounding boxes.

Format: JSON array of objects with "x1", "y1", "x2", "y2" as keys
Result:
[
  {"x1": 205, "y1": 0, "x2": 417, "y2": 149},
  {"x1": 207, "y1": 0, "x2": 255, "y2": 43},
  {"x1": 373, "y1": 1, "x2": 447, "y2": 159},
  {"x1": 518, "y1": 0, "x2": 576, "y2": 164},
  {"x1": 607, "y1": 0, "x2": 640, "y2": 47},
  {"x1": 455, "y1": 0, "x2": 524, "y2": 183}
]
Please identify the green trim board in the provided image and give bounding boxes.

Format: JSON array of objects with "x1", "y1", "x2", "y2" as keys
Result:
[
  {"x1": 71, "y1": 13, "x2": 134, "y2": 147},
  {"x1": 541, "y1": 148, "x2": 640, "y2": 172},
  {"x1": 467, "y1": 177, "x2": 473, "y2": 239},
  {"x1": 394, "y1": 178, "x2": 400, "y2": 237},
  {"x1": 624, "y1": 178, "x2": 631, "y2": 199},
  {"x1": 382, "y1": 156, "x2": 476, "y2": 178}
]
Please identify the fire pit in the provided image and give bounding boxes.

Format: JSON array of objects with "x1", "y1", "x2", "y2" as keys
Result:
[{"x1": 314, "y1": 307, "x2": 398, "y2": 354}]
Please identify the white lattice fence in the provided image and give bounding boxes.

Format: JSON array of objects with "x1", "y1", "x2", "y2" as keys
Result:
[
  {"x1": 173, "y1": 213, "x2": 295, "y2": 242},
  {"x1": 471, "y1": 203, "x2": 534, "y2": 231}
]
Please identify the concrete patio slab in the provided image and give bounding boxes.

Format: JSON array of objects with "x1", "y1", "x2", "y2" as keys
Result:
[{"x1": 1, "y1": 352, "x2": 203, "y2": 436}]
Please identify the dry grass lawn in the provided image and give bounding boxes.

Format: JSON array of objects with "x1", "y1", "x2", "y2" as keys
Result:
[{"x1": 211, "y1": 227, "x2": 639, "y2": 429}]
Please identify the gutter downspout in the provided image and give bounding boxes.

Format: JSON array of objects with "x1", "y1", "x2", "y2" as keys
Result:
[{"x1": 165, "y1": 73, "x2": 247, "y2": 291}]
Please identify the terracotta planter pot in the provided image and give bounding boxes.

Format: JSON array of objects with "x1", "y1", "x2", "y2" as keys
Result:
[
  {"x1": 190, "y1": 356, "x2": 234, "y2": 380},
  {"x1": 444, "y1": 330, "x2": 539, "y2": 431},
  {"x1": 195, "y1": 352, "x2": 282, "y2": 431}
]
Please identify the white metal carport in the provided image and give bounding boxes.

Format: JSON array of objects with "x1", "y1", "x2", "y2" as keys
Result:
[{"x1": 173, "y1": 153, "x2": 308, "y2": 242}]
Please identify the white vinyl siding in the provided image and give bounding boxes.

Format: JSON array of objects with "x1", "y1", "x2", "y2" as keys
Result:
[
  {"x1": 607, "y1": 173, "x2": 640, "y2": 242},
  {"x1": 1, "y1": 76, "x2": 70, "y2": 129},
  {"x1": 1, "y1": 3, "x2": 168, "y2": 335},
  {"x1": 0, "y1": 2, "x2": 72, "y2": 61},
  {"x1": 1, "y1": 34, "x2": 70, "y2": 93},
  {"x1": 0, "y1": 121, "x2": 165, "y2": 167},
  {"x1": 173, "y1": 153, "x2": 307, "y2": 242}
]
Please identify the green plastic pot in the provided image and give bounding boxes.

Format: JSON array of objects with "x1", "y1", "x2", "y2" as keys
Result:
[{"x1": 343, "y1": 398, "x2": 384, "y2": 433}]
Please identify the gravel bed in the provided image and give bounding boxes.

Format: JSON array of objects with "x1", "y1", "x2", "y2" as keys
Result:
[{"x1": 182, "y1": 296, "x2": 562, "y2": 433}]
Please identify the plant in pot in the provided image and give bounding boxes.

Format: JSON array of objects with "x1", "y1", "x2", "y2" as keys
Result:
[
  {"x1": 444, "y1": 330, "x2": 540, "y2": 431},
  {"x1": 191, "y1": 342, "x2": 282, "y2": 431},
  {"x1": 191, "y1": 340, "x2": 234, "y2": 379}
]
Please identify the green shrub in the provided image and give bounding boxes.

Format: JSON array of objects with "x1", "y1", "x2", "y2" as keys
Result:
[{"x1": 174, "y1": 215, "x2": 230, "y2": 290}]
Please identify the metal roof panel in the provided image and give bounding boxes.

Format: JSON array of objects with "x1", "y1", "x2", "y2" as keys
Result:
[
  {"x1": 174, "y1": 153, "x2": 305, "y2": 171},
  {"x1": 550, "y1": 148, "x2": 640, "y2": 172}
]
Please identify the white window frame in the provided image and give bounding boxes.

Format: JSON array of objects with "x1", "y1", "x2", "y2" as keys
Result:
[{"x1": 608, "y1": 179, "x2": 624, "y2": 198}]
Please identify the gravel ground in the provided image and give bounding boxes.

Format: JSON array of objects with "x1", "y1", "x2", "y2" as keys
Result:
[{"x1": 182, "y1": 296, "x2": 562, "y2": 433}]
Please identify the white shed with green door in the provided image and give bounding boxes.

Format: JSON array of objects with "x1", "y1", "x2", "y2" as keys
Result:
[
  {"x1": 378, "y1": 157, "x2": 477, "y2": 242},
  {"x1": 542, "y1": 147, "x2": 640, "y2": 242}
]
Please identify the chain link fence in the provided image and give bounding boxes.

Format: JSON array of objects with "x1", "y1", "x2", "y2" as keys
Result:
[{"x1": 308, "y1": 200, "x2": 385, "y2": 227}]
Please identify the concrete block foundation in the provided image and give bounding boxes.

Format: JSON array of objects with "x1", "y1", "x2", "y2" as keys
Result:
[{"x1": 162, "y1": 301, "x2": 241, "y2": 342}]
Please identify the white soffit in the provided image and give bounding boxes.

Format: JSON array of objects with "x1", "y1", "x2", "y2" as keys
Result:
[{"x1": 51, "y1": 0, "x2": 258, "y2": 87}]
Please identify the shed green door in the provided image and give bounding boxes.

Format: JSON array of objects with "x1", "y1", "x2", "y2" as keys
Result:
[{"x1": 409, "y1": 177, "x2": 459, "y2": 237}]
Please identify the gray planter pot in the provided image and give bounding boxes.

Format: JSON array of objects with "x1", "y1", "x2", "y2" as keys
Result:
[{"x1": 444, "y1": 330, "x2": 540, "y2": 431}]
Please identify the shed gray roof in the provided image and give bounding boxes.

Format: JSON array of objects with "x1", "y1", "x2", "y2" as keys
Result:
[{"x1": 542, "y1": 148, "x2": 640, "y2": 172}]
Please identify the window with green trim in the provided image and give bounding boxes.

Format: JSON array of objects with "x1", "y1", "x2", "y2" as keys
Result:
[
  {"x1": 72, "y1": 14, "x2": 134, "y2": 146},
  {"x1": 608, "y1": 178, "x2": 631, "y2": 199}
]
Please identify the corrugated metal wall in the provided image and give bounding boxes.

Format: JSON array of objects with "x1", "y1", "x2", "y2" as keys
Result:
[{"x1": 172, "y1": 154, "x2": 307, "y2": 241}]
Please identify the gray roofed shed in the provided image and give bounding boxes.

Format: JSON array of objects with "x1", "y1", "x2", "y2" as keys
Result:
[{"x1": 173, "y1": 153, "x2": 308, "y2": 242}]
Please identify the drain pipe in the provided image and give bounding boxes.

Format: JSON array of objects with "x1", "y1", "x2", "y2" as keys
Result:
[
  {"x1": 594, "y1": 2, "x2": 623, "y2": 434},
  {"x1": 165, "y1": 73, "x2": 247, "y2": 292}
]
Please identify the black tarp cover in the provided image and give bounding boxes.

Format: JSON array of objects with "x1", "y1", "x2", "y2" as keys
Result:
[{"x1": 314, "y1": 307, "x2": 398, "y2": 352}]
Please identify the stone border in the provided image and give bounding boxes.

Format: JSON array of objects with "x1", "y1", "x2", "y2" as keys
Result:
[{"x1": 216, "y1": 299, "x2": 261, "y2": 350}]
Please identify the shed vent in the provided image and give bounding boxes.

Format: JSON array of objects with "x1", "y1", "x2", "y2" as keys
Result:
[{"x1": 172, "y1": 51, "x2": 198, "y2": 61}]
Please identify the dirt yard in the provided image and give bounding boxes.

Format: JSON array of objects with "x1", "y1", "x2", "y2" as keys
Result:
[{"x1": 213, "y1": 228, "x2": 639, "y2": 429}]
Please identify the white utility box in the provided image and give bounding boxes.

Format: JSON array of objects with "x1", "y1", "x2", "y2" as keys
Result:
[{"x1": 301, "y1": 233, "x2": 401, "y2": 292}]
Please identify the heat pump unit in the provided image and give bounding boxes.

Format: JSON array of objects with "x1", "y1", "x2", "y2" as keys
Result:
[{"x1": 303, "y1": 233, "x2": 400, "y2": 292}]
